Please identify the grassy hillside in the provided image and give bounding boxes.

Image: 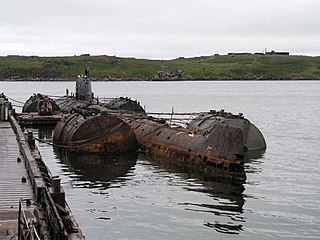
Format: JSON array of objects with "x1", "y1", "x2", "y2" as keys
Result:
[{"x1": 1, "y1": 54, "x2": 320, "y2": 80}]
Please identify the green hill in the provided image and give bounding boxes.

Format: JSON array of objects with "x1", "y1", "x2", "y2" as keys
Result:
[{"x1": 1, "y1": 54, "x2": 320, "y2": 80}]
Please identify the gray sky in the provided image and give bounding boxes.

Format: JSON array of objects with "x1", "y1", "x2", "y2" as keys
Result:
[{"x1": 1, "y1": 0, "x2": 319, "y2": 59}]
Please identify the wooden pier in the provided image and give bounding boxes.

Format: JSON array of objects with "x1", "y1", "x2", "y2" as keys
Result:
[
  {"x1": 0, "y1": 121, "x2": 36, "y2": 238},
  {"x1": 0, "y1": 94, "x2": 85, "y2": 239}
]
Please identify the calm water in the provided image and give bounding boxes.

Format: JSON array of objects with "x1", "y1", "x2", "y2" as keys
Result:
[{"x1": 1, "y1": 81, "x2": 320, "y2": 239}]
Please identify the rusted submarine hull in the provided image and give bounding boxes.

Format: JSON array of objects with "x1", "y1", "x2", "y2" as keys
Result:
[
  {"x1": 22, "y1": 93, "x2": 60, "y2": 115},
  {"x1": 53, "y1": 111, "x2": 138, "y2": 154},
  {"x1": 127, "y1": 118, "x2": 246, "y2": 182},
  {"x1": 187, "y1": 110, "x2": 267, "y2": 152}
]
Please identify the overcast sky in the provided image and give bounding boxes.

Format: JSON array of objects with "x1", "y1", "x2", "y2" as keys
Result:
[{"x1": 1, "y1": 0, "x2": 319, "y2": 59}]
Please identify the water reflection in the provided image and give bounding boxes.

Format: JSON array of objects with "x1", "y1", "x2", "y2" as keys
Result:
[
  {"x1": 244, "y1": 149, "x2": 266, "y2": 162},
  {"x1": 139, "y1": 154, "x2": 245, "y2": 235},
  {"x1": 54, "y1": 148, "x2": 138, "y2": 189},
  {"x1": 244, "y1": 149, "x2": 265, "y2": 175}
]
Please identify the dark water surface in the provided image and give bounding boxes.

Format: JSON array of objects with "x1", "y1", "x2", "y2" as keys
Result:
[{"x1": 2, "y1": 81, "x2": 320, "y2": 239}]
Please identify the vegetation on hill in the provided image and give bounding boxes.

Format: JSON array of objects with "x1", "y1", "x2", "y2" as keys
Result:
[{"x1": 0, "y1": 54, "x2": 320, "y2": 80}]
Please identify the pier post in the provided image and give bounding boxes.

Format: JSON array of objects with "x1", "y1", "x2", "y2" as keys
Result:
[
  {"x1": 27, "y1": 131, "x2": 36, "y2": 149},
  {"x1": 0, "y1": 93, "x2": 9, "y2": 121}
]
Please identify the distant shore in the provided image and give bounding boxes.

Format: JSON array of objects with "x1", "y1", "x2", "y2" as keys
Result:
[
  {"x1": 1, "y1": 54, "x2": 320, "y2": 81},
  {"x1": 1, "y1": 76, "x2": 320, "y2": 82}
]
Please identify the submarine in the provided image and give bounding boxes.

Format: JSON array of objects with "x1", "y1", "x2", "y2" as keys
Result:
[
  {"x1": 22, "y1": 93, "x2": 60, "y2": 115},
  {"x1": 22, "y1": 69, "x2": 266, "y2": 182}
]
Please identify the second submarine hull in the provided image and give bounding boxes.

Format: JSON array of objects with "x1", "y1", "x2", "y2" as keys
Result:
[{"x1": 127, "y1": 118, "x2": 246, "y2": 182}]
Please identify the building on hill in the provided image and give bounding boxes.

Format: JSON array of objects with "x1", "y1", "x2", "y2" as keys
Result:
[
  {"x1": 227, "y1": 50, "x2": 289, "y2": 56},
  {"x1": 228, "y1": 52, "x2": 252, "y2": 56},
  {"x1": 265, "y1": 50, "x2": 289, "y2": 55}
]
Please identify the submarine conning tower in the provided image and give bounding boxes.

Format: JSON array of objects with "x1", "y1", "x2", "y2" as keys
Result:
[{"x1": 76, "y1": 68, "x2": 93, "y2": 102}]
